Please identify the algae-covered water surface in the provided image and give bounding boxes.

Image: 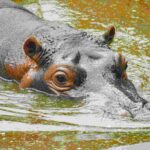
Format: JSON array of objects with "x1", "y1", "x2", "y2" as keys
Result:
[{"x1": 0, "y1": 0, "x2": 150, "y2": 149}]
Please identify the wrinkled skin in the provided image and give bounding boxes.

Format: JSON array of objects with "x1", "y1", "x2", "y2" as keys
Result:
[{"x1": 0, "y1": 0, "x2": 149, "y2": 119}]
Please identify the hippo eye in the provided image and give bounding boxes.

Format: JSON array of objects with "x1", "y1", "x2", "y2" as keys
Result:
[
  {"x1": 44, "y1": 65, "x2": 76, "y2": 92},
  {"x1": 54, "y1": 72, "x2": 67, "y2": 85}
]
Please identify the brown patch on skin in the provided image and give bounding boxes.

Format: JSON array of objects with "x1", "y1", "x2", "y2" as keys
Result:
[
  {"x1": 44, "y1": 64, "x2": 76, "y2": 94},
  {"x1": 5, "y1": 36, "x2": 42, "y2": 89},
  {"x1": 122, "y1": 72, "x2": 128, "y2": 80},
  {"x1": 19, "y1": 67, "x2": 39, "y2": 89},
  {"x1": 119, "y1": 54, "x2": 128, "y2": 80},
  {"x1": 19, "y1": 72, "x2": 33, "y2": 89},
  {"x1": 5, "y1": 57, "x2": 39, "y2": 88}
]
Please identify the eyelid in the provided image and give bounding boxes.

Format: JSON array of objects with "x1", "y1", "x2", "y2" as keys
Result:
[{"x1": 86, "y1": 51, "x2": 102, "y2": 60}]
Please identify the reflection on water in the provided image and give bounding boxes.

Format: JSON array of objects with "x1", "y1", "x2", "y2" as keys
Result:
[
  {"x1": 59, "y1": 0, "x2": 150, "y2": 36},
  {"x1": 0, "y1": 0, "x2": 150, "y2": 149},
  {"x1": 1, "y1": 131, "x2": 150, "y2": 149}
]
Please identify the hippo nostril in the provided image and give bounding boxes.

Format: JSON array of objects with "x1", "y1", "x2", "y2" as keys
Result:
[{"x1": 144, "y1": 102, "x2": 150, "y2": 110}]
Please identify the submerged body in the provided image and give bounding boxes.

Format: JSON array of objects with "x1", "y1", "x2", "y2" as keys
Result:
[{"x1": 0, "y1": 0, "x2": 149, "y2": 119}]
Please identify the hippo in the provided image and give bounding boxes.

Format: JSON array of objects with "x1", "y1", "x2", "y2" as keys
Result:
[{"x1": 0, "y1": 0, "x2": 150, "y2": 119}]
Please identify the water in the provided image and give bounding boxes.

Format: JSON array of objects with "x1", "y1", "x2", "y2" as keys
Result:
[{"x1": 0, "y1": 0, "x2": 150, "y2": 149}]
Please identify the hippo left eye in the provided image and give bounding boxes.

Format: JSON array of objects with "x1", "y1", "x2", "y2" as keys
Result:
[
  {"x1": 54, "y1": 73, "x2": 67, "y2": 85},
  {"x1": 44, "y1": 65, "x2": 76, "y2": 92}
]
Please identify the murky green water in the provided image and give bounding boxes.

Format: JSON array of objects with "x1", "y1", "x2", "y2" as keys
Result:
[{"x1": 0, "y1": 0, "x2": 150, "y2": 149}]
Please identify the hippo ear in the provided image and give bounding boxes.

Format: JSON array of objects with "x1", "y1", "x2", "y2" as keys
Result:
[
  {"x1": 112, "y1": 54, "x2": 128, "y2": 80},
  {"x1": 23, "y1": 36, "x2": 42, "y2": 60},
  {"x1": 103, "y1": 26, "x2": 115, "y2": 44}
]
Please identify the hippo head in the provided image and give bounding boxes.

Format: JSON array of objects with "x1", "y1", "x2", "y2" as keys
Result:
[{"x1": 21, "y1": 25, "x2": 147, "y2": 108}]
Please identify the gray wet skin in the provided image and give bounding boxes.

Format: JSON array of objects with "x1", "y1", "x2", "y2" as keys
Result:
[{"x1": 0, "y1": 0, "x2": 149, "y2": 119}]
